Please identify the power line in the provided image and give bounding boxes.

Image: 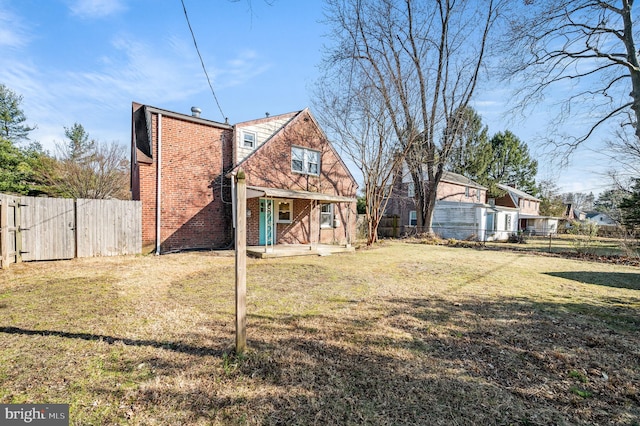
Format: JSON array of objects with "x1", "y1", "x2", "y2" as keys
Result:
[{"x1": 180, "y1": 0, "x2": 226, "y2": 122}]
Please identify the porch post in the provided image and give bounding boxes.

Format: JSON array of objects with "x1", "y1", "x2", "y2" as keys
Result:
[
  {"x1": 235, "y1": 169, "x2": 247, "y2": 354},
  {"x1": 310, "y1": 200, "x2": 316, "y2": 250},
  {"x1": 346, "y1": 202, "x2": 351, "y2": 248}
]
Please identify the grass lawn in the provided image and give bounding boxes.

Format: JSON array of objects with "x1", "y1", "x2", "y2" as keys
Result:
[{"x1": 1, "y1": 242, "x2": 639, "y2": 425}]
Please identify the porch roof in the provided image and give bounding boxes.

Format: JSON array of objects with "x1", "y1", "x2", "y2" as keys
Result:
[
  {"x1": 519, "y1": 214, "x2": 561, "y2": 220},
  {"x1": 246, "y1": 186, "x2": 356, "y2": 203}
]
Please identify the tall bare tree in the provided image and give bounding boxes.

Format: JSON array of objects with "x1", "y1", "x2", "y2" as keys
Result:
[
  {"x1": 321, "y1": 0, "x2": 500, "y2": 234},
  {"x1": 504, "y1": 0, "x2": 640, "y2": 152},
  {"x1": 315, "y1": 74, "x2": 404, "y2": 245}
]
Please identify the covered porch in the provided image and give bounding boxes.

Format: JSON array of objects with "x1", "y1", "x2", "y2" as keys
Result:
[
  {"x1": 519, "y1": 214, "x2": 560, "y2": 236},
  {"x1": 240, "y1": 185, "x2": 356, "y2": 257}
]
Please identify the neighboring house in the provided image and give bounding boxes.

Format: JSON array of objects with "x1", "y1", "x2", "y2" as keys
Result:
[
  {"x1": 385, "y1": 168, "x2": 516, "y2": 241},
  {"x1": 131, "y1": 103, "x2": 358, "y2": 253},
  {"x1": 585, "y1": 211, "x2": 618, "y2": 227},
  {"x1": 495, "y1": 183, "x2": 559, "y2": 236},
  {"x1": 564, "y1": 203, "x2": 585, "y2": 221}
]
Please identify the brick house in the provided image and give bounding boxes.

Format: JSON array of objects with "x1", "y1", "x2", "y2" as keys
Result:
[
  {"x1": 131, "y1": 103, "x2": 358, "y2": 253},
  {"x1": 385, "y1": 167, "x2": 519, "y2": 241}
]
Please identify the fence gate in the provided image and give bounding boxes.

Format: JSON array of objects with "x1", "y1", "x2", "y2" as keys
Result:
[
  {"x1": 20, "y1": 196, "x2": 76, "y2": 261},
  {"x1": 1, "y1": 194, "x2": 140, "y2": 268}
]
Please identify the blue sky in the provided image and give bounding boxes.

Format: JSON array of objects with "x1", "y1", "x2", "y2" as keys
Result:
[{"x1": 0, "y1": 0, "x2": 620, "y2": 196}]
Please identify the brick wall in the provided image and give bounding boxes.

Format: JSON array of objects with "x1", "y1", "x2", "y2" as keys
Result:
[
  {"x1": 133, "y1": 107, "x2": 357, "y2": 251},
  {"x1": 132, "y1": 109, "x2": 233, "y2": 252},
  {"x1": 240, "y1": 110, "x2": 357, "y2": 246}
]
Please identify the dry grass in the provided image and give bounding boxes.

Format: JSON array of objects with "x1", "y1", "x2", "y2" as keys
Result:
[{"x1": 1, "y1": 242, "x2": 639, "y2": 425}]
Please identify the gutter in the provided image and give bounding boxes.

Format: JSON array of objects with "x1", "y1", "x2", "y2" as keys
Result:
[{"x1": 156, "y1": 113, "x2": 162, "y2": 255}]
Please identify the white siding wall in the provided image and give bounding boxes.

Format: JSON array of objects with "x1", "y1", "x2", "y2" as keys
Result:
[
  {"x1": 236, "y1": 117, "x2": 292, "y2": 163},
  {"x1": 432, "y1": 201, "x2": 481, "y2": 240},
  {"x1": 485, "y1": 210, "x2": 518, "y2": 241}
]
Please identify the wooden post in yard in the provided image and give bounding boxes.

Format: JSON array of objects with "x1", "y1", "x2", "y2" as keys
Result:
[{"x1": 235, "y1": 169, "x2": 247, "y2": 354}]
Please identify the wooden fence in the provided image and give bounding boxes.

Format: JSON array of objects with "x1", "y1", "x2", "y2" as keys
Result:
[{"x1": 0, "y1": 194, "x2": 141, "y2": 268}]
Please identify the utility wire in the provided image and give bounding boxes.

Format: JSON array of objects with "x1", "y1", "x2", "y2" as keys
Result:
[{"x1": 181, "y1": 0, "x2": 226, "y2": 122}]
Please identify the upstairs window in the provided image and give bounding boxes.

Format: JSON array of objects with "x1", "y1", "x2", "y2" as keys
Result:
[
  {"x1": 243, "y1": 131, "x2": 256, "y2": 148},
  {"x1": 476, "y1": 189, "x2": 481, "y2": 202},
  {"x1": 407, "y1": 182, "x2": 415, "y2": 197},
  {"x1": 292, "y1": 146, "x2": 320, "y2": 175},
  {"x1": 465, "y1": 186, "x2": 470, "y2": 197}
]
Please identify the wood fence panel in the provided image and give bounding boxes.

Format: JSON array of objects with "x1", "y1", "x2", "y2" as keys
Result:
[
  {"x1": 0, "y1": 194, "x2": 141, "y2": 265},
  {"x1": 0, "y1": 194, "x2": 19, "y2": 268},
  {"x1": 21, "y1": 196, "x2": 75, "y2": 261},
  {"x1": 76, "y1": 198, "x2": 141, "y2": 257}
]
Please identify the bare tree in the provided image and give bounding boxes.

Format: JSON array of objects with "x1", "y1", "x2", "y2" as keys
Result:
[
  {"x1": 504, "y1": 0, "x2": 640, "y2": 152},
  {"x1": 315, "y1": 74, "x2": 403, "y2": 245},
  {"x1": 321, "y1": 0, "x2": 500, "y2": 234},
  {"x1": 46, "y1": 125, "x2": 130, "y2": 199},
  {"x1": 54, "y1": 140, "x2": 130, "y2": 200}
]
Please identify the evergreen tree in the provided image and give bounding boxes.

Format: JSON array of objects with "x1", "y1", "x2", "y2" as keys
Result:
[
  {"x1": 0, "y1": 84, "x2": 51, "y2": 195},
  {"x1": 447, "y1": 107, "x2": 492, "y2": 184},
  {"x1": 0, "y1": 84, "x2": 35, "y2": 142},
  {"x1": 63, "y1": 123, "x2": 95, "y2": 163},
  {"x1": 620, "y1": 179, "x2": 640, "y2": 231},
  {"x1": 488, "y1": 131, "x2": 538, "y2": 195}
]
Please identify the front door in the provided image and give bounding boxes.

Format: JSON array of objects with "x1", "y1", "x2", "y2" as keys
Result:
[{"x1": 259, "y1": 199, "x2": 275, "y2": 246}]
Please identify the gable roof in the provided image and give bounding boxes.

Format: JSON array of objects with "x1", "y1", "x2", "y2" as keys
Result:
[
  {"x1": 441, "y1": 171, "x2": 487, "y2": 190},
  {"x1": 496, "y1": 183, "x2": 540, "y2": 201},
  {"x1": 229, "y1": 108, "x2": 358, "y2": 188},
  {"x1": 132, "y1": 102, "x2": 232, "y2": 162}
]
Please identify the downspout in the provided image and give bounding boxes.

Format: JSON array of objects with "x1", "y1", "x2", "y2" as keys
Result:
[
  {"x1": 155, "y1": 113, "x2": 162, "y2": 255},
  {"x1": 231, "y1": 173, "x2": 236, "y2": 229}
]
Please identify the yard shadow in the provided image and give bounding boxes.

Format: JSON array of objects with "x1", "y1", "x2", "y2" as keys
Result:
[
  {"x1": 0, "y1": 326, "x2": 227, "y2": 357},
  {"x1": 210, "y1": 295, "x2": 639, "y2": 425},
  {"x1": 544, "y1": 271, "x2": 640, "y2": 290},
  {"x1": 3, "y1": 296, "x2": 639, "y2": 425}
]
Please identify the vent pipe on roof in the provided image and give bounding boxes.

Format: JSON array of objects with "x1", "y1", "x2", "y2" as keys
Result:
[{"x1": 191, "y1": 106, "x2": 202, "y2": 118}]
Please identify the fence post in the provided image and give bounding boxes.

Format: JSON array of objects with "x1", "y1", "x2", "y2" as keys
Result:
[
  {"x1": 235, "y1": 169, "x2": 247, "y2": 354},
  {"x1": 0, "y1": 198, "x2": 7, "y2": 269},
  {"x1": 15, "y1": 200, "x2": 22, "y2": 264}
]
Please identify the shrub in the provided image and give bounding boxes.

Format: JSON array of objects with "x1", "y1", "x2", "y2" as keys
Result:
[{"x1": 566, "y1": 220, "x2": 600, "y2": 254}]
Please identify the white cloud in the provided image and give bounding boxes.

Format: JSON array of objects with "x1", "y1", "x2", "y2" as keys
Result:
[
  {"x1": 0, "y1": 8, "x2": 30, "y2": 48},
  {"x1": 68, "y1": 0, "x2": 126, "y2": 19},
  {"x1": 219, "y1": 49, "x2": 272, "y2": 88}
]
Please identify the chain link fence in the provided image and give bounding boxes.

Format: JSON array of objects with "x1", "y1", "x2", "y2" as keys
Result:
[{"x1": 375, "y1": 219, "x2": 639, "y2": 258}]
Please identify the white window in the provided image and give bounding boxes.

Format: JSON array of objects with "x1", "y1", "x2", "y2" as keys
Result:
[
  {"x1": 407, "y1": 182, "x2": 415, "y2": 197},
  {"x1": 465, "y1": 186, "x2": 470, "y2": 197},
  {"x1": 409, "y1": 210, "x2": 417, "y2": 226},
  {"x1": 505, "y1": 214, "x2": 512, "y2": 230},
  {"x1": 276, "y1": 199, "x2": 292, "y2": 223},
  {"x1": 242, "y1": 131, "x2": 256, "y2": 148},
  {"x1": 476, "y1": 189, "x2": 481, "y2": 202},
  {"x1": 320, "y1": 203, "x2": 333, "y2": 228},
  {"x1": 292, "y1": 146, "x2": 320, "y2": 175}
]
